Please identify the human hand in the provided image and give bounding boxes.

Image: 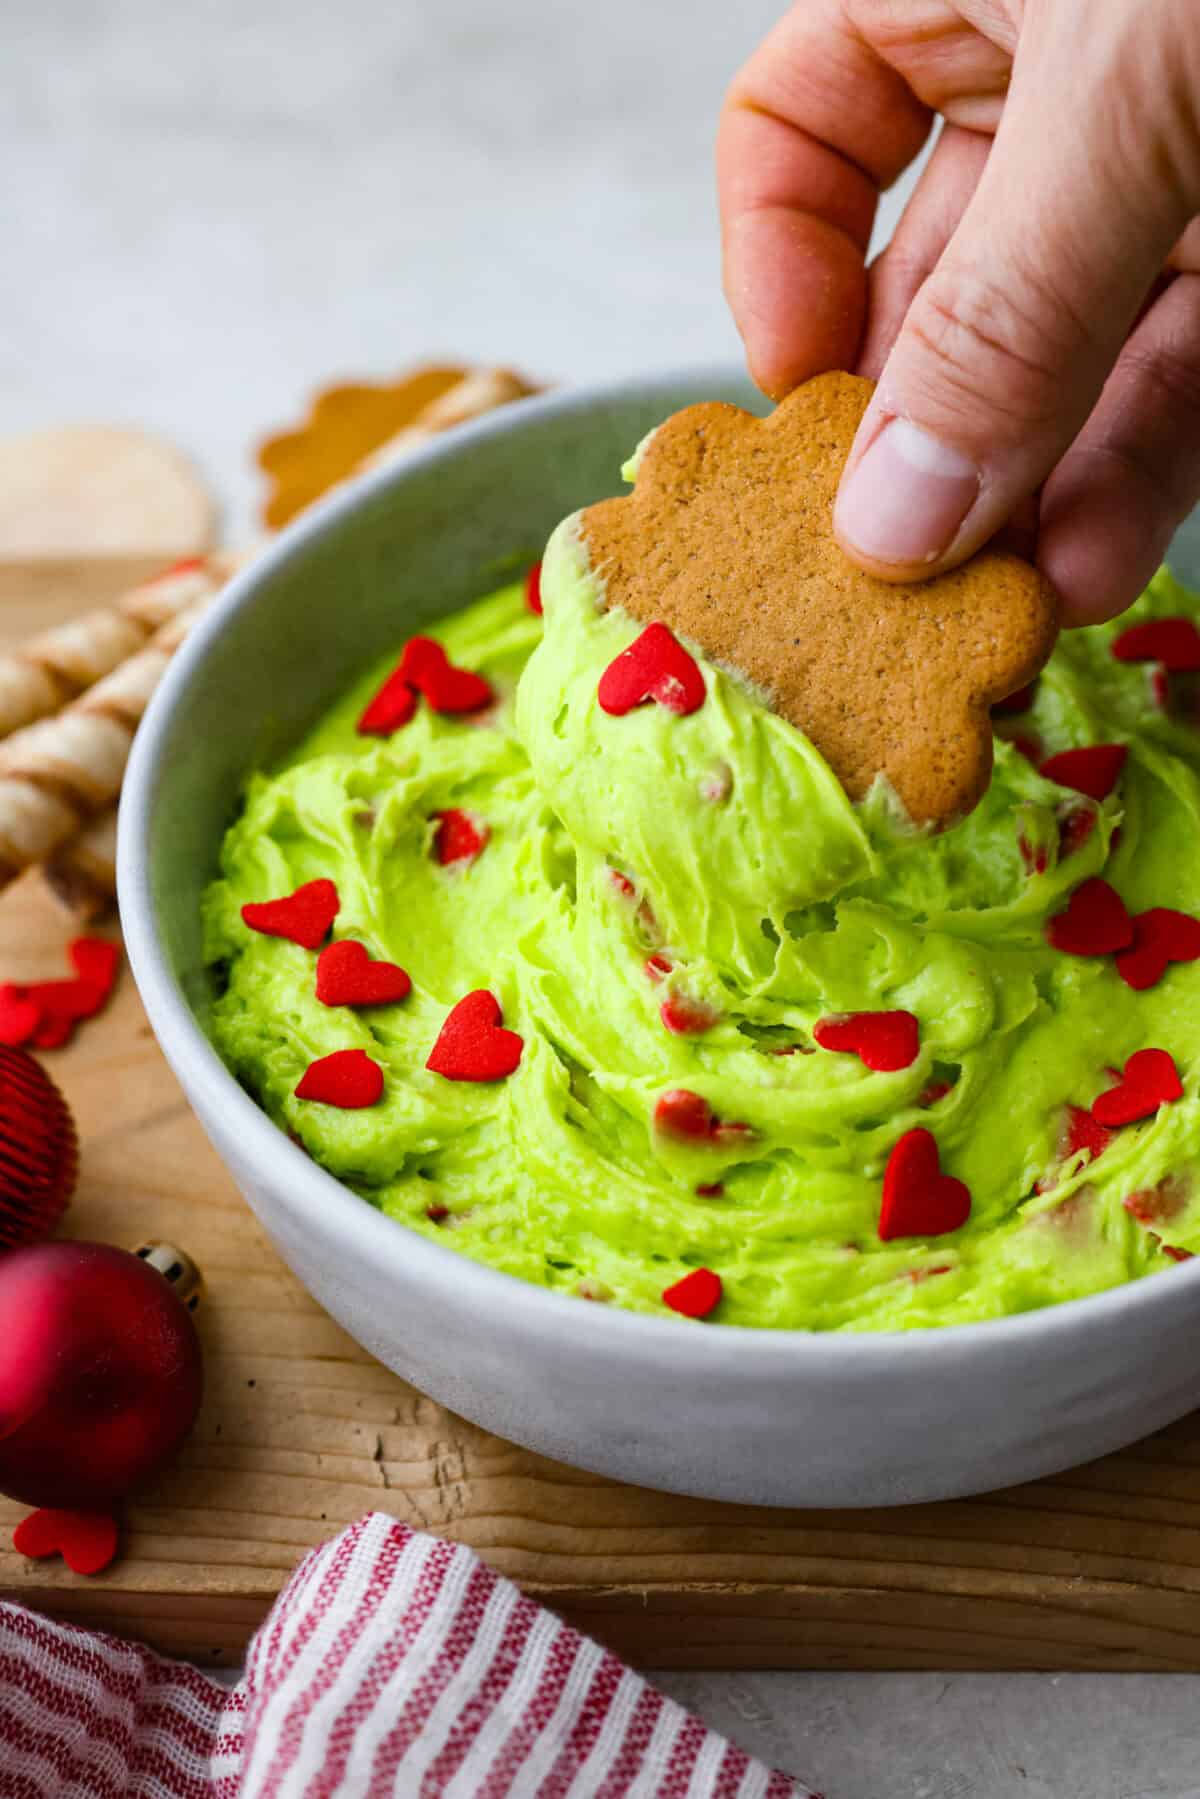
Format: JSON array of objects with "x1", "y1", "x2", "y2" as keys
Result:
[{"x1": 717, "y1": 0, "x2": 1200, "y2": 623}]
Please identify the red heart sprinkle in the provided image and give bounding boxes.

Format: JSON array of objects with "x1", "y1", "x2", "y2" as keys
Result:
[
  {"x1": 713, "y1": 1119, "x2": 758, "y2": 1146},
  {"x1": 917, "y1": 1079, "x2": 953, "y2": 1107},
  {"x1": 426, "y1": 990, "x2": 523, "y2": 1081},
  {"x1": 644, "y1": 954, "x2": 673, "y2": 983},
  {"x1": 13, "y1": 1507, "x2": 119, "y2": 1576},
  {"x1": 1039, "y1": 744, "x2": 1127, "y2": 801},
  {"x1": 0, "y1": 938, "x2": 123, "y2": 1051},
  {"x1": 993, "y1": 681, "x2": 1038, "y2": 716},
  {"x1": 1038, "y1": 1102, "x2": 1115, "y2": 1192},
  {"x1": 597, "y1": 622, "x2": 706, "y2": 717},
  {"x1": 1163, "y1": 1244, "x2": 1194, "y2": 1262},
  {"x1": 1063, "y1": 1102, "x2": 1113, "y2": 1165},
  {"x1": 1112, "y1": 618, "x2": 1200, "y2": 672},
  {"x1": 1124, "y1": 1178, "x2": 1187, "y2": 1227},
  {"x1": 906, "y1": 1262, "x2": 954, "y2": 1285},
  {"x1": 433, "y1": 809, "x2": 490, "y2": 867},
  {"x1": 398, "y1": 636, "x2": 449, "y2": 685},
  {"x1": 525, "y1": 561, "x2": 543, "y2": 615},
  {"x1": 696, "y1": 1182, "x2": 725, "y2": 1197},
  {"x1": 316, "y1": 941, "x2": 412, "y2": 1008},
  {"x1": 1115, "y1": 907, "x2": 1200, "y2": 991},
  {"x1": 357, "y1": 668, "x2": 419, "y2": 736},
  {"x1": 400, "y1": 637, "x2": 493, "y2": 714},
  {"x1": 0, "y1": 984, "x2": 39, "y2": 1048},
  {"x1": 242, "y1": 879, "x2": 339, "y2": 949},
  {"x1": 606, "y1": 873, "x2": 660, "y2": 943},
  {"x1": 654, "y1": 1089, "x2": 716, "y2": 1140},
  {"x1": 1056, "y1": 806, "x2": 1097, "y2": 862},
  {"x1": 69, "y1": 937, "x2": 120, "y2": 997},
  {"x1": 878, "y1": 1128, "x2": 971, "y2": 1241},
  {"x1": 660, "y1": 992, "x2": 720, "y2": 1035},
  {"x1": 25, "y1": 978, "x2": 106, "y2": 1022},
  {"x1": 653, "y1": 1089, "x2": 754, "y2": 1145},
  {"x1": 153, "y1": 556, "x2": 206, "y2": 582},
  {"x1": 295, "y1": 1048, "x2": 384, "y2": 1108},
  {"x1": 31, "y1": 1015, "x2": 74, "y2": 1050},
  {"x1": 813, "y1": 1010, "x2": 919, "y2": 1073},
  {"x1": 661, "y1": 1267, "x2": 722, "y2": 1318},
  {"x1": 1092, "y1": 1048, "x2": 1183, "y2": 1128},
  {"x1": 1045, "y1": 877, "x2": 1133, "y2": 956}
]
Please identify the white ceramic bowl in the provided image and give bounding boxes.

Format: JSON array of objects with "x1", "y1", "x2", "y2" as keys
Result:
[{"x1": 118, "y1": 369, "x2": 1200, "y2": 1508}]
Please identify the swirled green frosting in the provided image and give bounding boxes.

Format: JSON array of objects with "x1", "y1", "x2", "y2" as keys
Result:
[{"x1": 204, "y1": 517, "x2": 1200, "y2": 1329}]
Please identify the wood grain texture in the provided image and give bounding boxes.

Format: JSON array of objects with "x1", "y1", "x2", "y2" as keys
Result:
[
  {"x1": 1, "y1": 566, "x2": 1200, "y2": 1670},
  {"x1": 0, "y1": 559, "x2": 195, "y2": 637}
]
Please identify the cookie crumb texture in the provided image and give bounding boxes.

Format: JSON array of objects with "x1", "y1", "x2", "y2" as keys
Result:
[
  {"x1": 203, "y1": 520, "x2": 1200, "y2": 1330},
  {"x1": 583, "y1": 372, "x2": 1057, "y2": 828}
]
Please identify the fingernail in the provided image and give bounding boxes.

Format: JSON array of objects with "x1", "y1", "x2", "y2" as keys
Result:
[{"x1": 834, "y1": 417, "x2": 981, "y2": 566}]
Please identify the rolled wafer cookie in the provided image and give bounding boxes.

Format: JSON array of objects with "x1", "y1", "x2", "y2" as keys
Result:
[
  {"x1": 0, "y1": 602, "x2": 207, "y2": 885},
  {"x1": 43, "y1": 810, "x2": 118, "y2": 921},
  {"x1": 358, "y1": 367, "x2": 535, "y2": 473},
  {"x1": 17, "y1": 364, "x2": 539, "y2": 900},
  {"x1": 2, "y1": 368, "x2": 532, "y2": 757},
  {"x1": 3, "y1": 369, "x2": 531, "y2": 756},
  {"x1": 0, "y1": 554, "x2": 237, "y2": 745},
  {"x1": 32, "y1": 566, "x2": 235, "y2": 916}
]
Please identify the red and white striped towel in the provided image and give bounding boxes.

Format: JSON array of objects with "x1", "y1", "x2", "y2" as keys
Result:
[{"x1": 0, "y1": 1512, "x2": 816, "y2": 1797}]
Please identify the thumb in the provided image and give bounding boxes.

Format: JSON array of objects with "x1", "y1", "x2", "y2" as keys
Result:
[{"x1": 833, "y1": 23, "x2": 1193, "y2": 581}]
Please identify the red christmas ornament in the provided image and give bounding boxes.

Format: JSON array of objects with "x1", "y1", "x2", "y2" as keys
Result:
[
  {"x1": 0, "y1": 1046, "x2": 78, "y2": 1250},
  {"x1": 0, "y1": 1240, "x2": 203, "y2": 1512}
]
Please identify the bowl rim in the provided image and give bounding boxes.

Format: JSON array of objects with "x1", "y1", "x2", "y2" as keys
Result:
[{"x1": 118, "y1": 362, "x2": 1200, "y2": 1374}]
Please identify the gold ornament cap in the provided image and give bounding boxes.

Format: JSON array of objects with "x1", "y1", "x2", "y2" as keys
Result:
[{"x1": 134, "y1": 1241, "x2": 203, "y2": 1312}]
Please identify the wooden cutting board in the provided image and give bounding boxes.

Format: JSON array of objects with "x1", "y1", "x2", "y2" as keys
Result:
[{"x1": 3, "y1": 560, "x2": 1200, "y2": 1674}]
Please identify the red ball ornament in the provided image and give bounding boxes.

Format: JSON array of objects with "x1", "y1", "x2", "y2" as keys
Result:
[
  {"x1": 0, "y1": 1239, "x2": 203, "y2": 1510},
  {"x1": 0, "y1": 1045, "x2": 78, "y2": 1250}
]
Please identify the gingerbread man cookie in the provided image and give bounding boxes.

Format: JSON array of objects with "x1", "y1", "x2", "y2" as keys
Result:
[{"x1": 581, "y1": 372, "x2": 1058, "y2": 827}]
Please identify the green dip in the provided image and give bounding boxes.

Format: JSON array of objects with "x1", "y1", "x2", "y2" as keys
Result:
[{"x1": 203, "y1": 517, "x2": 1200, "y2": 1330}]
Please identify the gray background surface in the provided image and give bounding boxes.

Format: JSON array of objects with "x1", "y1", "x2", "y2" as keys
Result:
[{"x1": 6, "y1": 2, "x2": 1199, "y2": 1792}]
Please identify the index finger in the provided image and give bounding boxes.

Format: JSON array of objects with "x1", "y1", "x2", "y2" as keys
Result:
[{"x1": 718, "y1": 0, "x2": 932, "y2": 398}]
